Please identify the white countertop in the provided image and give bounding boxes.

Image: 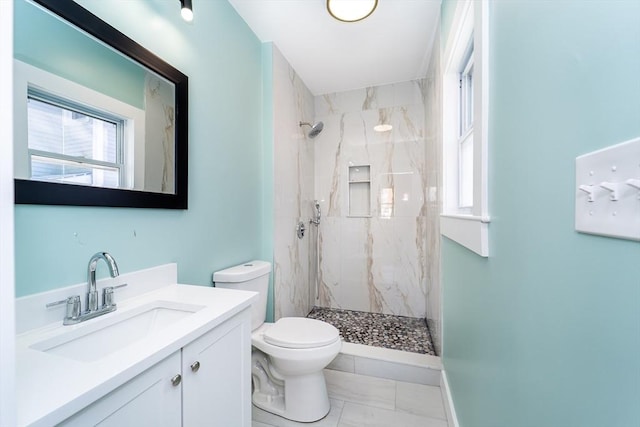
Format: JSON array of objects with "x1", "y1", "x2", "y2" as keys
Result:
[{"x1": 16, "y1": 283, "x2": 257, "y2": 427}]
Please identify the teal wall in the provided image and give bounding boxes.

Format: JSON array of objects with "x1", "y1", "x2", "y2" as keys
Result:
[
  {"x1": 15, "y1": 0, "x2": 269, "y2": 297},
  {"x1": 441, "y1": 1, "x2": 640, "y2": 426},
  {"x1": 14, "y1": 0, "x2": 144, "y2": 109}
]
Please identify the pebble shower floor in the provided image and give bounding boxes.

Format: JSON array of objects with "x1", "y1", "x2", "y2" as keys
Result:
[{"x1": 307, "y1": 307, "x2": 436, "y2": 355}]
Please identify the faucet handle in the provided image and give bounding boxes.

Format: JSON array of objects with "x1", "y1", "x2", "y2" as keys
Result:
[
  {"x1": 47, "y1": 296, "x2": 81, "y2": 321},
  {"x1": 65, "y1": 295, "x2": 82, "y2": 320},
  {"x1": 46, "y1": 298, "x2": 69, "y2": 308},
  {"x1": 103, "y1": 283, "x2": 128, "y2": 308}
]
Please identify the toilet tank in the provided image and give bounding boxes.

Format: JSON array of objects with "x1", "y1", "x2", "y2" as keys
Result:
[{"x1": 213, "y1": 260, "x2": 271, "y2": 331}]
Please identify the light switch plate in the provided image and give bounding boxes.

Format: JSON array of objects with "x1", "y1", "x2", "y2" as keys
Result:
[{"x1": 575, "y1": 137, "x2": 640, "y2": 241}]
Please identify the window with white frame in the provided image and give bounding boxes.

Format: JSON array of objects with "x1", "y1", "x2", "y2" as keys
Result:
[
  {"x1": 27, "y1": 88, "x2": 125, "y2": 188},
  {"x1": 13, "y1": 60, "x2": 146, "y2": 191},
  {"x1": 458, "y1": 40, "x2": 474, "y2": 211},
  {"x1": 441, "y1": 0, "x2": 490, "y2": 257}
]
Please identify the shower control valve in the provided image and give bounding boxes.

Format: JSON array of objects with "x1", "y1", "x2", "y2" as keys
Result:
[{"x1": 296, "y1": 221, "x2": 305, "y2": 239}]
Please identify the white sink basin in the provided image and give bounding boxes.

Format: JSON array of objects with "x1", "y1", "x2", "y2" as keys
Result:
[{"x1": 30, "y1": 300, "x2": 204, "y2": 362}]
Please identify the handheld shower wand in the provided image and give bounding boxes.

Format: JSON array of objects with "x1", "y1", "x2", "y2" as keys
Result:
[{"x1": 309, "y1": 200, "x2": 321, "y2": 301}]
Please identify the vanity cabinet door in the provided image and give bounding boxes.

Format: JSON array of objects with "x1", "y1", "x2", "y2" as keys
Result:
[
  {"x1": 59, "y1": 351, "x2": 182, "y2": 427},
  {"x1": 182, "y1": 309, "x2": 252, "y2": 427}
]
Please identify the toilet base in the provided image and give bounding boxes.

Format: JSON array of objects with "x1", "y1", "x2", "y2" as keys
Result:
[{"x1": 252, "y1": 351, "x2": 331, "y2": 422}]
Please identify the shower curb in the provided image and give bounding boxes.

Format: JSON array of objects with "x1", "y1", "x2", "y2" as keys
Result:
[{"x1": 326, "y1": 342, "x2": 442, "y2": 386}]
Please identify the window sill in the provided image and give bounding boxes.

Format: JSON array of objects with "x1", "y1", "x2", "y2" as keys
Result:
[{"x1": 440, "y1": 214, "x2": 490, "y2": 257}]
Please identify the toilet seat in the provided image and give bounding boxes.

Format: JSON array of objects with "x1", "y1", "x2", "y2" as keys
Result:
[{"x1": 263, "y1": 318, "x2": 339, "y2": 349}]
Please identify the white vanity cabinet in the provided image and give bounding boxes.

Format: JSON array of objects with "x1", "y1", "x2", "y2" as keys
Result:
[
  {"x1": 59, "y1": 351, "x2": 182, "y2": 427},
  {"x1": 182, "y1": 309, "x2": 251, "y2": 426},
  {"x1": 58, "y1": 309, "x2": 251, "y2": 427}
]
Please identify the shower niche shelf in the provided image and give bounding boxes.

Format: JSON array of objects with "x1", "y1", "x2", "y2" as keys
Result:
[{"x1": 348, "y1": 165, "x2": 371, "y2": 217}]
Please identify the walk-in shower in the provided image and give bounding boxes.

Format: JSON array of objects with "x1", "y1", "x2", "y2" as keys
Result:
[
  {"x1": 299, "y1": 121, "x2": 324, "y2": 138},
  {"x1": 270, "y1": 54, "x2": 440, "y2": 358},
  {"x1": 304, "y1": 200, "x2": 436, "y2": 356}
]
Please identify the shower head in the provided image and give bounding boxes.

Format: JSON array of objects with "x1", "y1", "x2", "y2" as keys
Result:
[{"x1": 299, "y1": 121, "x2": 324, "y2": 139}]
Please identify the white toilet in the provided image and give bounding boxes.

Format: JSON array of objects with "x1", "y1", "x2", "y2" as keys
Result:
[{"x1": 213, "y1": 260, "x2": 341, "y2": 423}]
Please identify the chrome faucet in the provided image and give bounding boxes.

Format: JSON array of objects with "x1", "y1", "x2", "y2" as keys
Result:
[
  {"x1": 87, "y1": 252, "x2": 119, "y2": 312},
  {"x1": 46, "y1": 251, "x2": 127, "y2": 325}
]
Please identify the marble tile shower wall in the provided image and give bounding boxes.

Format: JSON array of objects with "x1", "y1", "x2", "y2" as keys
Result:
[
  {"x1": 313, "y1": 81, "x2": 429, "y2": 318},
  {"x1": 423, "y1": 30, "x2": 443, "y2": 355},
  {"x1": 272, "y1": 46, "x2": 316, "y2": 319}
]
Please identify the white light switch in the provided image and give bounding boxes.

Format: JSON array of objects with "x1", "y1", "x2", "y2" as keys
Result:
[{"x1": 575, "y1": 137, "x2": 640, "y2": 241}]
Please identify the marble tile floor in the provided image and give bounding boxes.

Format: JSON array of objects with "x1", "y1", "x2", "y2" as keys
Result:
[
  {"x1": 307, "y1": 307, "x2": 436, "y2": 355},
  {"x1": 252, "y1": 369, "x2": 448, "y2": 427}
]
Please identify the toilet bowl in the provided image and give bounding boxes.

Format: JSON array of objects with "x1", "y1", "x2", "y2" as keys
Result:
[
  {"x1": 213, "y1": 261, "x2": 342, "y2": 423},
  {"x1": 251, "y1": 319, "x2": 341, "y2": 421}
]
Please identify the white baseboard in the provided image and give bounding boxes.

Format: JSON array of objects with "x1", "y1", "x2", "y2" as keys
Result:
[{"x1": 440, "y1": 370, "x2": 460, "y2": 427}]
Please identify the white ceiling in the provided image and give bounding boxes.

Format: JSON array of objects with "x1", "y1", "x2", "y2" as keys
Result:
[{"x1": 227, "y1": 0, "x2": 442, "y2": 95}]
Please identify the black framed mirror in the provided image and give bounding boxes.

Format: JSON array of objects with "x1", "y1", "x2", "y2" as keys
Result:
[{"x1": 14, "y1": 0, "x2": 188, "y2": 209}]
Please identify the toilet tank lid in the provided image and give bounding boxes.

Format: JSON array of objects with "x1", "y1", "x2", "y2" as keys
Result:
[{"x1": 213, "y1": 260, "x2": 271, "y2": 283}]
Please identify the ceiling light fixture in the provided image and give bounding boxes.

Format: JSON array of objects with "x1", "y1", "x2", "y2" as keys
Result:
[
  {"x1": 180, "y1": 0, "x2": 193, "y2": 22},
  {"x1": 327, "y1": 0, "x2": 378, "y2": 23}
]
